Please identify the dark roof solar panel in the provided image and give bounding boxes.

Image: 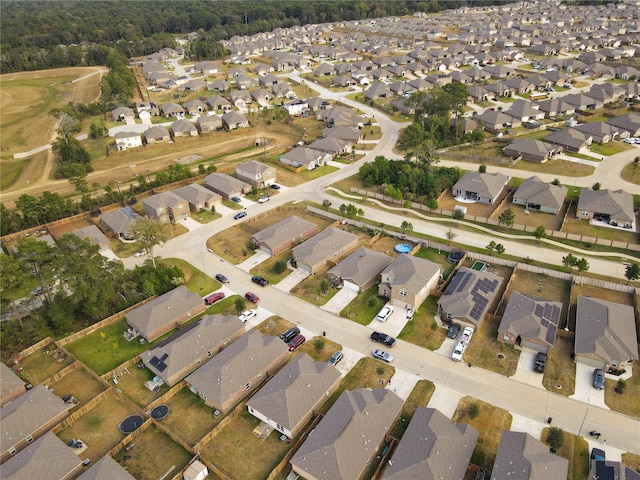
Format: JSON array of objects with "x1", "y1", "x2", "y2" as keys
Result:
[
  {"x1": 550, "y1": 305, "x2": 561, "y2": 325},
  {"x1": 543, "y1": 303, "x2": 552, "y2": 321},
  {"x1": 446, "y1": 274, "x2": 462, "y2": 294},
  {"x1": 546, "y1": 325, "x2": 557, "y2": 344},
  {"x1": 156, "y1": 361, "x2": 168, "y2": 372},
  {"x1": 535, "y1": 303, "x2": 544, "y2": 318},
  {"x1": 150, "y1": 357, "x2": 160, "y2": 367},
  {"x1": 457, "y1": 272, "x2": 472, "y2": 292}
]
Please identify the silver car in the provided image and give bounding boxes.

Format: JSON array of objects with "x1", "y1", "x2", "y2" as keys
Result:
[{"x1": 372, "y1": 349, "x2": 393, "y2": 363}]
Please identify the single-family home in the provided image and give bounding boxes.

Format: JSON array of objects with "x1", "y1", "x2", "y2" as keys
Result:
[
  {"x1": 196, "y1": 115, "x2": 223, "y2": 133},
  {"x1": 0, "y1": 364, "x2": 25, "y2": 407},
  {"x1": 203, "y1": 173, "x2": 251, "y2": 199},
  {"x1": 99, "y1": 207, "x2": 141, "y2": 240},
  {"x1": 136, "y1": 102, "x2": 159, "y2": 116},
  {"x1": 185, "y1": 331, "x2": 289, "y2": 414},
  {"x1": 307, "y1": 137, "x2": 352, "y2": 158},
  {"x1": 290, "y1": 388, "x2": 403, "y2": 480},
  {"x1": 170, "y1": 119, "x2": 198, "y2": 137},
  {"x1": 535, "y1": 98, "x2": 576, "y2": 118},
  {"x1": 112, "y1": 106, "x2": 135, "y2": 122},
  {"x1": 588, "y1": 460, "x2": 638, "y2": 480},
  {"x1": 206, "y1": 95, "x2": 231, "y2": 111},
  {"x1": 71, "y1": 225, "x2": 110, "y2": 251},
  {"x1": 172, "y1": 184, "x2": 222, "y2": 212},
  {"x1": 195, "y1": 61, "x2": 219, "y2": 76},
  {"x1": 292, "y1": 227, "x2": 359, "y2": 274},
  {"x1": 505, "y1": 99, "x2": 545, "y2": 123},
  {"x1": 125, "y1": 285, "x2": 205, "y2": 342},
  {"x1": 476, "y1": 110, "x2": 517, "y2": 132},
  {"x1": 142, "y1": 191, "x2": 189, "y2": 223},
  {"x1": 185, "y1": 99, "x2": 208, "y2": 116},
  {"x1": 576, "y1": 188, "x2": 634, "y2": 228},
  {"x1": 142, "y1": 314, "x2": 245, "y2": 386},
  {"x1": 491, "y1": 432, "x2": 568, "y2": 480},
  {"x1": 247, "y1": 354, "x2": 341, "y2": 439},
  {"x1": 161, "y1": 102, "x2": 185, "y2": 117},
  {"x1": 328, "y1": 247, "x2": 393, "y2": 292},
  {"x1": 512, "y1": 176, "x2": 567, "y2": 215},
  {"x1": 283, "y1": 99, "x2": 309, "y2": 116},
  {"x1": 313, "y1": 63, "x2": 335, "y2": 76},
  {"x1": 606, "y1": 113, "x2": 640, "y2": 137},
  {"x1": 236, "y1": 160, "x2": 276, "y2": 189},
  {"x1": 322, "y1": 107, "x2": 363, "y2": 128},
  {"x1": 452, "y1": 171, "x2": 509, "y2": 204},
  {"x1": 76, "y1": 454, "x2": 136, "y2": 480},
  {"x1": 114, "y1": 131, "x2": 143, "y2": 151},
  {"x1": 365, "y1": 82, "x2": 392, "y2": 100},
  {"x1": 381, "y1": 407, "x2": 479, "y2": 480},
  {"x1": 502, "y1": 139, "x2": 561, "y2": 163},
  {"x1": 545, "y1": 128, "x2": 592, "y2": 153},
  {"x1": 143, "y1": 125, "x2": 171, "y2": 145},
  {"x1": 574, "y1": 122, "x2": 623, "y2": 143},
  {"x1": 251, "y1": 215, "x2": 319, "y2": 256},
  {"x1": 574, "y1": 296, "x2": 638, "y2": 371},
  {"x1": 221, "y1": 111, "x2": 249, "y2": 130},
  {"x1": 280, "y1": 147, "x2": 331, "y2": 170},
  {"x1": 379, "y1": 254, "x2": 442, "y2": 311},
  {"x1": 323, "y1": 126, "x2": 362, "y2": 144}
]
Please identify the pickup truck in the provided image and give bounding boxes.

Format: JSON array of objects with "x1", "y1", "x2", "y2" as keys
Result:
[
  {"x1": 370, "y1": 331, "x2": 396, "y2": 347},
  {"x1": 451, "y1": 327, "x2": 474, "y2": 361}
]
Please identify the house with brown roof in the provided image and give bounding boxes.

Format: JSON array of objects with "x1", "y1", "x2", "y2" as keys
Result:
[
  {"x1": 328, "y1": 247, "x2": 393, "y2": 292},
  {"x1": 114, "y1": 131, "x2": 143, "y2": 151},
  {"x1": 292, "y1": 227, "x2": 359, "y2": 274},
  {"x1": 606, "y1": 112, "x2": 640, "y2": 137},
  {"x1": 77, "y1": 454, "x2": 136, "y2": 480},
  {"x1": 99, "y1": 207, "x2": 141, "y2": 240},
  {"x1": 142, "y1": 314, "x2": 245, "y2": 386},
  {"x1": 0, "y1": 385, "x2": 71, "y2": 463},
  {"x1": 185, "y1": 331, "x2": 289, "y2": 414},
  {"x1": 196, "y1": 115, "x2": 223, "y2": 133},
  {"x1": 290, "y1": 388, "x2": 403, "y2": 480},
  {"x1": 545, "y1": 128, "x2": 592, "y2": 153},
  {"x1": 498, "y1": 292, "x2": 563, "y2": 353},
  {"x1": 251, "y1": 215, "x2": 319, "y2": 257},
  {"x1": 574, "y1": 296, "x2": 638, "y2": 371},
  {"x1": 379, "y1": 254, "x2": 442, "y2": 310},
  {"x1": 280, "y1": 147, "x2": 331, "y2": 170},
  {"x1": 203, "y1": 173, "x2": 251, "y2": 199},
  {"x1": 247, "y1": 354, "x2": 341, "y2": 439},
  {"x1": 503, "y1": 139, "x2": 560, "y2": 163},
  {"x1": 236, "y1": 160, "x2": 276, "y2": 188},
  {"x1": 71, "y1": 225, "x2": 110, "y2": 251},
  {"x1": 307, "y1": 137, "x2": 353, "y2": 158},
  {"x1": 576, "y1": 188, "x2": 634, "y2": 228},
  {"x1": 512, "y1": 176, "x2": 567, "y2": 215},
  {"x1": 0, "y1": 364, "x2": 25, "y2": 408},
  {"x1": 142, "y1": 191, "x2": 189, "y2": 223},
  {"x1": 143, "y1": 125, "x2": 171, "y2": 144},
  {"x1": 221, "y1": 111, "x2": 249, "y2": 130},
  {"x1": 125, "y1": 285, "x2": 206, "y2": 342},
  {"x1": 172, "y1": 184, "x2": 222, "y2": 212},
  {"x1": 452, "y1": 171, "x2": 509, "y2": 204},
  {"x1": 491, "y1": 431, "x2": 568, "y2": 480},
  {"x1": 381, "y1": 407, "x2": 479, "y2": 480},
  {"x1": 112, "y1": 106, "x2": 136, "y2": 122},
  {"x1": 438, "y1": 267, "x2": 503, "y2": 329}
]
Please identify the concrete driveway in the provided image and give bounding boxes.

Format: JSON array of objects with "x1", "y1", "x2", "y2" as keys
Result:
[
  {"x1": 273, "y1": 267, "x2": 309, "y2": 293},
  {"x1": 570, "y1": 363, "x2": 608, "y2": 408},
  {"x1": 321, "y1": 287, "x2": 356, "y2": 314},
  {"x1": 366, "y1": 305, "x2": 412, "y2": 338},
  {"x1": 510, "y1": 349, "x2": 545, "y2": 389},
  {"x1": 241, "y1": 304, "x2": 273, "y2": 329},
  {"x1": 237, "y1": 250, "x2": 270, "y2": 272}
]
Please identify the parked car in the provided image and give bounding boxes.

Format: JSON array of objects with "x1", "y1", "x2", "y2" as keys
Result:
[
  {"x1": 233, "y1": 211, "x2": 247, "y2": 220},
  {"x1": 215, "y1": 273, "x2": 229, "y2": 284},
  {"x1": 134, "y1": 248, "x2": 147, "y2": 258},
  {"x1": 238, "y1": 309, "x2": 257, "y2": 323},
  {"x1": 280, "y1": 327, "x2": 300, "y2": 343},
  {"x1": 30, "y1": 286, "x2": 43, "y2": 296},
  {"x1": 372, "y1": 349, "x2": 393, "y2": 363},
  {"x1": 258, "y1": 195, "x2": 269, "y2": 203},
  {"x1": 328, "y1": 351, "x2": 344, "y2": 366},
  {"x1": 231, "y1": 196, "x2": 242, "y2": 203},
  {"x1": 252, "y1": 275, "x2": 269, "y2": 287},
  {"x1": 288, "y1": 334, "x2": 306, "y2": 351},
  {"x1": 591, "y1": 448, "x2": 606, "y2": 461},
  {"x1": 534, "y1": 352, "x2": 547, "y2": 373},
  {"x1": 270, "y1": 184, "x2": 281, "y2": 190},
  {"x1": 592, "y1": 368, "x2": 605, "y2": 389},
  {"x1": 447, "y1": 323, "x2": 461, "y2": 339},
  {"x1": 245, "y1": 291, "x2": 260, "y2": 303},
  {"x1": 370, "y1": 331, "x2": 396, "y2": 347},
  {"x1": 376, "y1": 305, "x2": 394, "y2": 322},
  {"x1": 204, "y1": 292, "x2": 225, "y2": 306}
]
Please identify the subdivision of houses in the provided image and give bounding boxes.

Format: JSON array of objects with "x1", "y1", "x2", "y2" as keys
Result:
[
  {"x1": 512, "y1": 176, "x2": 567, "y2": 215},
  {"x1": 576, "y1": 188, "x2": 634, "y2": 228},
  {"x1": 250, "y1": 215, "x2": 319, "y2": 256},
  {"x1": 99, "y1": 207, "x2": 141, "y2": 240},
  {"x1": 292, "y1": 227, "x2": 359, "y2": 274},
  {"x1": 451, "y1": 171, "x2": 509, "y2": 204},
  {"x1": 142, "y1": 191, "x2": 189, "y2": 223},
  {"x1": 378, "y1": 254, "x2": 442, "y2": 311},
  {"x1": 328, "y1": 247, "x2": 393, "y2": 292},
  {"x1": 236, "y1": 160, "x2": 277, "y2": 189},
  {"x1": 203, "y1": 173, "x2": 251, "y2": 199},
  {"x1": 172, "y1": 184, "x2": 222, "y2": 212},
  {"x1": 0, "y1": 364, "x2": 25, "y2": 407}
]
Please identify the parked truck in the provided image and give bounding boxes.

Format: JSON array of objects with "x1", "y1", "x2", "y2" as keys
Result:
[{"x1": 451, "y1": 327, "x2": 474, "y2": 361}]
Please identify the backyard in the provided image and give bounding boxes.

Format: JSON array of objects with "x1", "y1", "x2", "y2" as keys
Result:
[
  {"x1": 162, "y1": 387, "x2": 221, "y2": 447},
  {"x1": 49, "y1": 367, "x2": 108, "y2": 411},
  {"x1": 16, "y1": 346, "x2": 74, "y2": 385},
  {"x1": 496, "y1": 270, "x2": 571, "y2": 318},
  {"x1": 414, "y1": 246, "x2": 458, "y2": 279},
  {"x1": 561, "y1": 204, "x2": 639, "y2": 245},
  {"x1": 113, "y1": 364, "x2": 169, "y2": 408}
]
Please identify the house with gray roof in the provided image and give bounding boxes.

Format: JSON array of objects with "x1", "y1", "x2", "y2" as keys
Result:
[
  {"x1": 606, "y1": 112, "x2": 640, "y2": 137},
  {"x1": 280, "y1": 147, "x2": 331, "y2": 170},
  {"x1": 292, "y1": 227, "x2": 359, "y2": 274},
  {"x1": 142, "y1": 191, "x2": 189, "y2": 223},
  {"x1": 503, "y1": 139, "x2": 560, "y2": 164},
  {"x1": 206, "y1": 95, "x2": 231, "y2": 110},
  {"x1": 498, "y1": 292, "x2": 563, "y2": 353},
  {"x1": 221, "y1": 111, "x2": 249, "y2": 130},
  {"x1": 307, "y1": 137, "x2": 353, "y2": 158},
  {"x1": 203, "y1": 172, "x2": 251, "y2": 199},
  {"x1": 185, "y1": 331, "x2": 289, "y2": 414},
  {"x1": 142, "y1": 314, "x2": 245, "y2": 386},
  {"x1": 379, "y1": 254, "x2": 442, "y2": 310},
  {"x1": 505, "y1": 99, "x2": 545, "y2": 123},
  {"x1": 161, "y1": 102, "x2": 185, "y2": 117},
  {"x1": 77, "y1": 454, "x2": 136, "y2": 480},
  {"x1": 143, "y1": 125, "x2": 171, "y2": 144},
  {"x1": 114, "y1": 131, "x2": 142, "y2": 151},
  {"x1": 576, "y1": 188, "x2": 634, "y2": 228},
  {"x1": 170, "y1": 119, "x2": 198, "y2": 137},
  {"x1": 438, "y1": 267, "x2": 503, "y2": 329},
  {"x1": 99, "y1": 206, "x2": 141, "y2": 240},
  {"x1": 2, "y1": 432, "x2": 83, "y2": 480},
  {"x1": 545, "y1": 128, "x2": 592, "y2": 153},
  {"x1": 491, "y1": 431, "x2": 568, "y2": 480},
  {"x1": 112, "y1": 106, "x2": 135, "y2": 121},
  {"x1": 172, "y1": 183, "x2": 222, "y2": 212},
  {"x1": 247, "y1": 354, "x2": 341, "y2": 439},
  {"x1": 574, "y1": 121, "x2": 625, "y2": 143},
  {"x1": 125, "y1": 285, "x2": 206, "y2": 342},
  {"x1": 251, "y1": 215, "x2": 319, "y2": 257},
  {"x1": 588, "y1": 459, "x2": 640, "y2": 480},
  {"x1": 0, "y1": 363, "x2": 25, "y2": 407},
  {"x1": 0, "y1": 385, "x2": 71, "y2": 463},
  {"x1": 575, "y1": 296, "x2": 638, "y2": 371},
  {"x1": 196, "y1": 115, "x2": 223, "y2": 133},
  {"x1": 535, "y1": 98, "x2": 576, "y2": 118},
  {"x1": 512, "y1": 176, "x2": 567, "y2": 215},
  {"x1": 476, "y1": 110, "x2": 517, "y2": 132},
  {"x1": 452, "y1": 171, "x2": 509, "y2": 204},
  {"x1": 290, "y1": 388, "x2": 403, "y2": 480},
  {"x1": 185, "y1": 99, "x2": 208, "y2": 115},
  {"x1": 381, "y1": 407, "x2": 479, "y2": 480},
  {"x1": 328, "y1": 247, "x2": 393, "y2": 292},
  {"x1": 70, "y1": 225, "x2": 110, "y2": 251},
  {"x1": 236, "y1": 160, "x2": 276, "y2": 188},
  {"x1": 323, "y1": 125, "x2": 362, "y2": 144},
  {"x1": 365, "y1": 82, "x2": 392, "y2": 100}
]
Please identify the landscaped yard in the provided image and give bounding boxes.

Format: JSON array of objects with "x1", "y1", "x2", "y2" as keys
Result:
[
  {"x1": 162, "y1": 387, "x2": 220, "y2": 446},
  {"x1": 290, "y1": 266, "x2": 339, "y2": 306},
  {"x1": 159, "y1": 258, "x2": 216, "y2": 294},
  {"x1": 49, "y1": 367, "x2": 108, "y2": 411},
  {"x1": 464, "y1": 315, "x2": 520, "y2": 376},
  {"x1": 294, "y1": 336, "x2": 341, "y2": 363},
  {"x1": 114, "y1": 364, "x2": 169, "y2": 408},
  {"x1": 16, "y1": 346, "x2": 74, "y2": 385},
  {"x1": 452, "y1": 396, "x2": 512, "y2": 473},
  {"x1": 604, "y1": 363, "x2": 640, "y2": 417},
  {"x1": 249, "y1": 250, "x2": 294, "y2": 285},
  {"x1": 339, "y1": 285, "x2": 386, "y2": 324},
  {"x1": 541, "y1": 427, "x2": 590, "y2": 480},
  {"x1": 398, "y1": 296, "x2": 447, "y2": 351},
  {"x1": 562, "y1": 204, "x2": 639, "y2": 245},
  {"x1": 505, "y1": 201, "x2": 567, "y2": 232},
  {"x1": 190, "y1": 208, "x2": 221, "y2": 224},
  {"x1": 113, "y1": 424, "x2": 192, "y2": 480},
  {"x1": 621, "y1": 161, "x2": 640, "y2": 185},
  {"x1": 414, "y1": 246, "x2": 457, "y2": 279},
  {"x1": 542, "y1": 332, "x2": 576, "y2": 396}
]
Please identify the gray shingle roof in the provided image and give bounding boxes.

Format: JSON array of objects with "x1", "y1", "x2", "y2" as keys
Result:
[
  {"x1": 452, "y1": 172, "x2": 509, "y2": 201},
  {"x1": 0, "y1": 363, "x2": 25, "y2": 403},
  {"x1": 513, "y1": 176, "x2": 567, "y2": 211},
  {"x1": 172, "y1": 183, "x2": 221, "y2": 207},
  {"x1": 380, "y1": 254, "x2": 442, "y2": 295},
  {"x1": 491, "y1": 431, "x2": 568, "y2": 480},
  {"x1": 77, "y1": 454, "x2": 136, "y2": 480},
  {"x1": 292, "y1": 227, "x2": 359, "y2": 270},
  {"x1": 251, "y1": 215, "x2": 318, "y2": 252},
  {"x1": 328, "y1": 247, "x2": 393, "y2": 288},
  {"x1": 577, "y1": 189, "x2": 634, "y2": 222},
  {"x1": 99, "y1": 207, "x2": 141, "y2": 236},
  {"x1": 498, "y1": 292, "x2": 563, "y2": 349},
  {"x1": 203, "y1": 173, "x2": 250, "y2": 196}
]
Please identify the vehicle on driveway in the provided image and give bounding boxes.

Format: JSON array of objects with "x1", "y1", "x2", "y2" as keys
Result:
[
  {"x1": 288, "y1": 334, "x2": 306, "y2": 351},
  {"x1": 370, "y1": 331, "x2": 396, "y2": 347},
  {"x1": 376, "y1": 305, "x2": 394, "y2": 322},
  {"x1": 328, "y1": 351, "x2": 343, "y2": 366},
  {"x1": 592, "y1": 368, "x2": 605, "y2": 389},
  {"x1": 134, "y1": 248, "x2": 147, "y2": 258},
  {"x1": 258, "y1": 195, "x2": 269, "y2": 203},
  {"x1": 372, "y1": 349, "x2": 393, "y2": 363},
  {"x1": 245, "y1": 291, "x2": 260, "y2": 303},
  {"x1": 233, "y1": 211, "x2": 247, "y2": 220},
  {"x1": 270, "y1": 184, "x2": 281, "y2": 190},
  {"x1": 280, "y1": 327, "x2": 300, "y2": 343},
  {"x1": 204, "y1": 292, "x2": 225, "y2": 305},
  {"x1": 238, "y1": 309, "x2": 257, "y2": 323},
  {"x1": 215, "y1": 273, "x2": 229, "y2": 284},
  {"x1": 447, "y1": 323, "x2": 461, "y2": 339},
  {"x1": 534, "y1": 352, "x2": 547, "y2": 373},
  {"x1": 591, "y1": 448, "x2": 606, "y2": 461},
  {"x1": 231, "y1": 196, "x2": 242, "y2": 203},
  {"x1": 452, "y1": 327, "x2": 474, "y2": 361},
  {"x1": 252, "y1": 275, "x2": 269, "y2": 287}
]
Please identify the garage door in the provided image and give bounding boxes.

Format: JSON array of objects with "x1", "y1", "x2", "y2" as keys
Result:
[
  {"x1": 343, "y1": 280, "x2": 360, "y2": 292},
  {"x1": 522, "y1": 341, "x2": 547, "y2": 353}
]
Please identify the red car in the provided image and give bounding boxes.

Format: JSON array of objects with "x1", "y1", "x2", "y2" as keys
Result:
[
  {"x1": 245, "y1": 291, "x2": 260, "y2": 303},
  {"x1": 288, "y1": 334, "x2": 305, "y2": 351},
  {"x1": 204, "y1": 292, "x2": 225, "y2": 306}
]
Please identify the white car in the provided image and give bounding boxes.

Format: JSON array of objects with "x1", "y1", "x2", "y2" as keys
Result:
[
  {"x1": 258, "y1": 196, "x2": 270, "y2": 203},
  {"x1": 376, "y1": 305, "x2": 394, "y2": 322},
  {"x1": 239, "y1": 309, "x2": 258, "y2": 323},
  {"x1": 134, "y1": 248, "x2": 147, "y2": 258}
]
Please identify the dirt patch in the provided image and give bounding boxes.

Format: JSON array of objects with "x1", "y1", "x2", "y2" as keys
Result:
[
  {"x1": 508, "y1": 201, "x2": 567, "y2": 231},
  {"x1": 16, "y1": 346, "x2": 74, "y2": 386}
]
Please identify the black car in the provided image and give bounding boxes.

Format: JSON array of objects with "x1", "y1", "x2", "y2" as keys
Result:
[
  {"x1": 280, "y1": 327, "x2": 300, "y2": 343},
  {"x1": 446, "y1": 323, "x2": 461, "y2": 339},
  {"x1": 534, "y1": 352, "x2": 547, "y2": 373},
  {"x1": 231, "y1": 196, "x2": 242, "y2": 203},
  {"x1": 592, "y1": 368, "x2": 605, "y2": 389},
  {"x1": 370, "y1": 331, "x2": 396, "y2": 347},
  {"x1": 215, "y1": 273, "x2": 229, "y2": 284},
  {"x1": 270, "y1": 184, "x2": 281, "y2": 190},
  {"x1": 252, "y1": 275, "x2": 269, "y2": 287}
]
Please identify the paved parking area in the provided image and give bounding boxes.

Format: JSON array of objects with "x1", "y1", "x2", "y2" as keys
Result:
[
  {"x1": 330, "y1": 346, "x2": 364, "y2": 376},
  {"x1": 570, "y1": 363, "x2": 608, "y2": 408},
  {"x1": 386, "y1": 370, "x2": 420, "y2": 400},
  {"x1": 427, "y1": 384, "x2": 465, "y2": 419},
  {"x1": 242, "y1": 305, "x2": 274, "y2": 329},
  {"x1": 366, "y1": 306, "x2": 412, "y2": 338},
  {"x1": 321, "y1": 287, "x2": 356, "y2": 314},
  {"x1": 510, "y1": 349, "x2": 545, "y2": 389},
  {"x1": 274, "y1": 267, "x2": 309, "y2": 293}
]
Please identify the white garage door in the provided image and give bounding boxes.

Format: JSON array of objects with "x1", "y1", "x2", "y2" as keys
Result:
[{"x1": 343, "y1": 280, "x2": 360, "y2": 292}]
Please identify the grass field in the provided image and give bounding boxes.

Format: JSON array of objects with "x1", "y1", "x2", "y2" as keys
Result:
[
  {"x1": 604, "y1": 365, "x2": 640, "y2": 417},
  {"x1": 542, "y1": 332, "x2": 576, "y2": 396},
  {"x1": 398, "y1": 296, "x2": 447, "y2": 350},
  {"x1": 621, "y1": 161, "x2": 640, "y2": 185},
  {"x1": 113, "y1": 364, "x2": 169, "y2": 408},
  {"x1": 340, "y1": 285, "x2": 386, "y2": 324},
  {"x1": 158, "y1": 258, "x2": 216, "y2": 294}
]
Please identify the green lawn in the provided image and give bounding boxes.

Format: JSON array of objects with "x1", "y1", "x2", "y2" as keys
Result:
[
  {"x1": 249, "y1": 251, "x2": 293, "y2": 285},
  {"x1": 340, "y1": 285, "x2": 386, "y2": 324},
  {"x1": 0, "y1": 158, "x2": 29, "y2": 190},
  {"x1": 158, "y1": 258, "x2": 216, "y2": 294},
  {"x1": 398, "y1": 297, "x2": 447, "y2": 351},
  {"x1": 414, "y1": 247, "x2": 457, "y2": 279},
  {"x1": 299, "y1": 165, "x2": 339, "y2": 180},
  {"x1": 589, "y1": 142, "x2": 627, "y2": 157},
  {"x1": 190, "y1": 208, "x2": 222, "y2": 224}
]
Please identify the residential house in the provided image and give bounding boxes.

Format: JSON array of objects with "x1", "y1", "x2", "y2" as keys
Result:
[
  {"x1": 221, "y1": 111, "x2": 249, "y2": 130},
  {"x1": 328, "y1": 247, "x2": 393, "y2": 292},
  {"x1": 142, "y1": 314, "x2": 245, "y2": 386},
  {"x1": 251, "y1": 215, "x2": 319, "y2": 256},
  {"x1": 323, "y1": 125, "x2": 362, "y2": 144},
  {"x1": 196, "y1": 61, "x2": 219, "y2": 76},
  {"x1": 313, "y1": 63, "x2": 335, "y2": 76},
  {"x1": 438, "y1": 267, "x2": 503, "y2": 329},
  {"x1": 606, "y1": 113, "x2": 640, "y2": 137},
  {"x1": 136, "y1": 102, "x2": 159, "y2": 116},
  {"x1": 452, "y1": 171, "x2": 509, "y2": 204},
  {"x1": 2, "y1": 432, "x2": 83, "y2": 480},
  {"x1": 505, "y1": 99, "x2": 545, "y2": 123},
  {"x1": 114, "y1": 131, "x2": 142, "y2": 151},
  {"x1": 290, "y1": 388, "x2": 403, "y2": 480},
  {"x1": 0, "y1": 364, "x2": 25, "y2": 407},
  {"x1": 247, "y1": 354, "x2": 341, "y2": 439},
  {"x1": 0, "y1": 385, "x2": 71, "y2": 463},
  {"x1": 307, "y1": 137, "x2": 352, "y2": 158},
  {"x1": 322, "y1": 106, "x2": 363, "y2": 128},
  {"x1": 71, "y1": 225, "x2": 110, "y2": 251},
  {"x1": 236, "y1": 160, "x2": 276, "y2": 189},
  {"x1": 196, "y1": 115, "x2": 223, "y2": 133},
  {"x1": 544, "y1": 128, "x2": 592, "y2": 153},
  {"x1": 185, "y1": 99, "x2": 208, "y2": 115},
  {"x1": 575, "y1": 296, "x2": 638, "y2": 371},
  {"x1": 379, "y1": 254, "x2": 442, "y2": 311},
  {"x1": 125, "y1": 285, "x2": 205, "y2": 342},
  {"x1": 512, "y1": 176, "x2": 567, "y2": 215},
  {"x1": 99, "y1": 207, "x2": 141, "y2": 240},
  {"x1": 161, "y1": 102, "x2": 185, "y2": 117},
  {"x1": 283, "y1": 99, "x2": 309, "y2": 116},
  {"x1": 491, "y1": 432, "x2": 568, "y2": 480},
  {"x1": 203, "y1": 173, "x2": 251, "y2": 199},
  {"x1": 574, "y1": 122, "x2": 623, "y2": 143},
  {"x1": 381, "y1": 407, "x2": 479, "y2": 480},
  {"x1": 77, "y1": 453, "x2": 136, "y2": 480},
  {"x1": 258, "y1": 74, "x2": 282, "y2": 87},
  {"x1": 172, "y1": 184, "x2": 222, "y2": 212},
  {"x1": 170, "y1": 119, "x2": 198, "y2": 137},
  {"x1": 280, "y1": 147, "x2": 331, "y2": 170},
  {"x1": 503, "y1": 139, "x2": 561, "y2": 164},
  {"x1": 206, "y1": 95, "x2": 231, "y2": 111},
  {"x1": 535, "y1": 98, "x2": 576, "y2": 118},
  {"x1": 272, "y1": 83, "x2": 295, "y2": 98},
  {"x1": 562, "y1": 93, "x2": 602, "y2": 111},
  {"x1": 183, "y1": 460, "x2": 209, "y2": 480},
  {"x1": 498, "y1": 292, "x2": 563, "y2": 353},
  {"x1": 576, "y1": 188, "x2": 634, "y2": 228},
  {"x1": 588, "y1": 460, "x2": 639, "y2": 480},
  {"x1": 185, "y1": 331, "x2": 289, "y2": 414},
  {"x1": 142, "y1": 191, "x2": 189, "y2": 223},
  {"x1": 112, "y1": 106, "x2": 135, "y2": 122},
  {"x1": 476, "y1": 110, "x2": 517, "y2": 132},
  {"x1": 292, "y1": 227, "x2": 359, "y2": 274},
  {"x1": 143, "y1": 126, "x2": 171, "y2": 144},
  {"x1": 365, "y1": 82, "x2": 392, "y2": 100}
]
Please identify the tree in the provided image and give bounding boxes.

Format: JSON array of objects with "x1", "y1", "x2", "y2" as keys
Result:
[
  {"x1": 89, "y1": 120, "x2": 108, "y2": 139},
  {"x1": 234, "y1": 297, "x2": 246, "y2": 313},
  {"x1": 545, "y1": 427, "x2": 565, "y2": 452},
  {"x1": 339, "y1": 203, "x2": 363, "y2": 219},
  {"x1": 533, "y1": 225, "x2": 547, "y2": 242},
  {"x1": 592, "y1": 182, "x2": 601, "y2": 191},
  {"x1": 467, "y1": 402, "x2": 480, "y2": 419},
  {"x1": 486, "y1": 240, "x2": 497, "y2": 255},
  {"x1": 452, "y1": 209, "x2": 465, "y2": 223},
  {"x1": 478, "y1": 164, "x2": 487, "y2": 173},
  {"x1": 498, "y1": 208, "x2": 515, "y2": 229},
  {"x1": 129, "y1": 218, "x2": 169, "y2": 269},
  {"x1": 575, "y1": 257, "x2": 589, "y2": 274},
  {"x1": 271, "y1": 260, "x2": 286, "y2": 275},
  {"x1": 551, "y1": 178, "x2": 561, "y2": 186},
  {"x1": 624, "y1": 262, "x2": 640, "y2": 285},
  {"x1": 495, "y1": 243, "x2": 505, "y2": 255},
  {"x1": 401, "y1": 221, "x2": 413, "y2": 233},
  {"x1": 50, "y1": 110, "x2": 81, "y2": 143},
  {"x1": 322, "y1": 199, "x2": 332, "y2": 210},
  {"x1": 446, "y1": 229, "x2": 457, "y2": 244},
  {"x1": 562, "y1": 253, "x2": 577, "y2": 271}
]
